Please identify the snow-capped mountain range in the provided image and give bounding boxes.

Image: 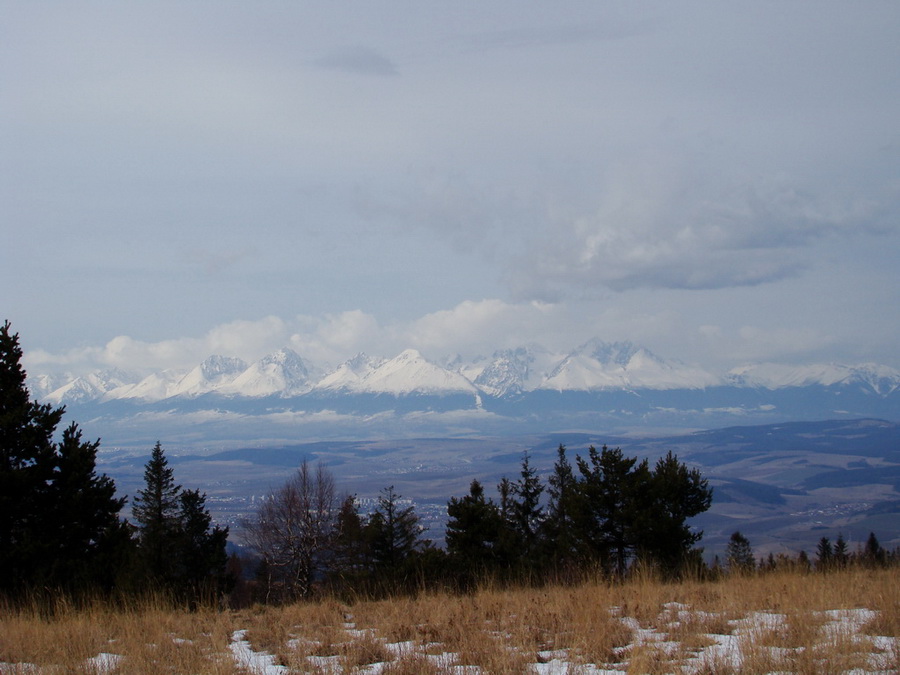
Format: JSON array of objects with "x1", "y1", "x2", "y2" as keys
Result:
[{"x1": 32, "y1": 339, "x2": 900, "y2": 405}]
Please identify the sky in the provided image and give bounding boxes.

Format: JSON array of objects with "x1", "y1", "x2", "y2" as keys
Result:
[{"x1": 3, "y1": 2, "x2": 900, "y2": 378}]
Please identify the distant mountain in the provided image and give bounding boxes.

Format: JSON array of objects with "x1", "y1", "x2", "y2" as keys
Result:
[
  {"x1": 30, "y1": 339, "x2": 900, "y2": 440},
  {"x1": 539, "y1": 340, "x2": 718, "y2": 391},
  {"x1": 727, "y1": 363, "x2": 900, "y2": 395},
  {"x1": 218, "y1": 348, "x2": 313, "y2": 397},
  {"x1": 169, "y1": 356, "x2": 248, "y2": 398},
  {"x1": 315, "y1": 353, "x2": 385, "y2": 392},
  {"x1": 473, "y1": 347, "x2": 537, "y2": 396},
  {"x1": 343, "y1": 349, "x2": 479, "y2": 396},
  {"x1": 44, "y1": 368, "x2": 136, "y2": 405}
]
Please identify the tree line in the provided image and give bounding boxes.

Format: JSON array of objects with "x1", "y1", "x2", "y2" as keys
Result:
[
  {"x1": 237, "y1": 442, "x2": 714, "y2": 602},
  {"x1": 0, "y1": 322, "x2": 228, "y2": 602},
  {"x1": 723, "y1": 529, "x2": 900, "y2": 575}
]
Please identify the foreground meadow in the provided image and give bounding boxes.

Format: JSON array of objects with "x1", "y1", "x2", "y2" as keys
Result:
[{"x1": 2, "y1": 568, "x2": 898, "y2": 674}]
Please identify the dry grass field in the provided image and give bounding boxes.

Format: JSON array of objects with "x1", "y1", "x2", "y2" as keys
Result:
[{"x1": 2, "y1": 567, "x2": 898, "y2": 673}]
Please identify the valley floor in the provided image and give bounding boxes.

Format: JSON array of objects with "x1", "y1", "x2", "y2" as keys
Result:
[{"x1": 2, "y1": 568, "x2": 898, "y2": 673}]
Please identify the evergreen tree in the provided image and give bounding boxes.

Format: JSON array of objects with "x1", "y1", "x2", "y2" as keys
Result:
[
  {"x1": 575, "y1": 445, "x2": 639, "y2": 576},
  {"x1": 0, "y1": 321, "x2": 129, "y2": 594},
  {"x1": 863, "y1": 531, "x2": 885, "y2": 568},
  {"x1": 509, "y1": 452, "x2": 544, "y2": 560},
  {"x1": 174, "y1": 488, "x2": 229, "y2": 601},
  {"x1": 816, "y1": 537, "x2": 833, "y2": 571},
  {"x1": 833, "y1": 534, "x2": 849, "y2": 568},
  {"x1": 47, "y1": 423, "x2": 131, "y2": 590},
  {"x1": 366, "y1": 486, "x2": 422, "y2": 580},
  {"x1": 725, "y1": 531, "x2": 755, "y2": 573},
  {"x1": 445, "y1": 480, "x2": 505, "y2": 577},
  {"x1": 331, "y1": 495, "x2": 367, "y2": 572},
  {"x1": 1, "y1": 321, "x2": 63, "y2": 590},
  {"x1": 497, "y1": 476, "x2": 514, "y2": 522},
  {"x1": 542, "y1": 444, "x2": 580, "y2": 568},
  {"x1": 131, "y1": 444, "x2": 231, "y2": 601},
  {"x1": 132, "y1": 441, "x2": 182, "y2": 583},
  {"x1": 633, "y1": 451, "x2": 712, "y2": 574}
]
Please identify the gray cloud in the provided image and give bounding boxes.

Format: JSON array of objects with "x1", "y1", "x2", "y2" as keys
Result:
[
  {"x1": 313, "y1": 46, "x2": 398, "y2": 77},
  {"x1": 504, "y1": 167, "x2": 900, "y2": 297}
]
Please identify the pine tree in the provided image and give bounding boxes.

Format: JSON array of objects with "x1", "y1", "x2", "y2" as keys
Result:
[
  {"x1": 445, "y1": 479, "x2": 504, "y2": 577},
  {"x1": 0, "y1": 321, "x2": 63, "y2": 590},
  {"x1": 0, "y1": 321, "x2": 129, "y2": 594},
  {"x1": 542, "y1": 444, "x2": 580, "y2": 567},
  {"x1": 47, "y1": 423, "x2": 131, "y2": 590},
  {"x1": 575, "y1": 445, "x2": 639, "y2": 576},
  {"x1": 863, "y1": 532, "x2": 885, "y2": 568},
  {"x1": 132, "y1": 441, "x2": 182, "y2": 583},
  {"x1": 366, "y1": 486, "x2": 422, "y2": 579},
  {"x1": 510, "y1": 452, "x2": 544, "y2": 560},
  {"x1": 725, "y1": 531, "x2": 755, "y2": 573},
  {"x1": 174, "y1": 488, "x2": 229, "y2": 601},
  {"x1": 816, "y1": 537, "x2": 833, "y2": 571},
  {"x1": 633, "y1": 451, "x2": 712, "y2": 574},
  {"x1": 329, "y1": 494, "x2": 369, "y2": 588},
  {"x1": 833, "y1": 534, "x2": 849, "y2": 568}
]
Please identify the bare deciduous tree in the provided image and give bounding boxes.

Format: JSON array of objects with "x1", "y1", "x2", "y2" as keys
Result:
[{"x1": 242, "y1": 460, "x2": 336, "y2": 601}]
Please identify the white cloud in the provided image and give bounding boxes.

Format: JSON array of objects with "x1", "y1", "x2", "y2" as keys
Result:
[
  {"x1": 401, "y1": 299, "x2": 562, "y2": 358},
  {"x1": 506, "y1": 165, "x2": 899, "y2": 299}
]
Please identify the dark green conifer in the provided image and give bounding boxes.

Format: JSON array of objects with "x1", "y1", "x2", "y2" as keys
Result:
[
  {"x1": 0, "y1": 321, "x2": 129, "y2": 594},
  {"x1": 445, "y1": 479, "x2": 505, "y2": 576},
  {"x1": 132, "y1": 441, "x2": 182, "y2": 583},
  {"x1": 366, "y1": 486, "x2": 422, "y2": 577}
]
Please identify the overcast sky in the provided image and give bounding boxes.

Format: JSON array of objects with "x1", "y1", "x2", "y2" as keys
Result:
[{"x1": 4, "y1": 2, "x2": 900, "y2": 376}]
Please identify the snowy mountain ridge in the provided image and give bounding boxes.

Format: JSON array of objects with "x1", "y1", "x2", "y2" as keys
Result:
[
  {"x1": 33, "y1": 339, "x2": 900, "y2": 405},
  {"x1": 726, "y1": 362, "x2": 900, "y2": 395}
]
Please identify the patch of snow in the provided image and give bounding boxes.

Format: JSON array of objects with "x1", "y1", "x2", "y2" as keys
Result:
[
  {"x1": 230, "y1": 629, "x2": 288, "y2": 674},
  {"x1": 85, "y1": 652, "x2": 123, "y2": 674}
]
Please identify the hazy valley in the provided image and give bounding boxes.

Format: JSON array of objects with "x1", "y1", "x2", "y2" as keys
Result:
[{"x1": 89, "y1": 418, "x2": 900, "y2": 561}]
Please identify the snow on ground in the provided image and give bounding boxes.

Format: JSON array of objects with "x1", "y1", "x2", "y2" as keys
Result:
[
  {"x1": 219, "y1": 604, "x2": 898, "y2": 674},
  {"x1": 2, "y1": 604, "x2": 896, "y2": 673}
]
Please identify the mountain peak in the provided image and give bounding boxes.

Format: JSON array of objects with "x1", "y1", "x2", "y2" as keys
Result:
[
  {"x1": 218, "y1": 348, "x2": 313, "y2": 397},
  {"x1": 541, "y1": 339, "x2": 716, "y2": 391},
  {"x1": 352, "y1": 349, "x2": 478, "y2": 396}
]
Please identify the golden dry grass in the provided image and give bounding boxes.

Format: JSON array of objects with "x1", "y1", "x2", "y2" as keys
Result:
[{"x1": 0, "y1": 567, "x2": 897, "y2": 673}]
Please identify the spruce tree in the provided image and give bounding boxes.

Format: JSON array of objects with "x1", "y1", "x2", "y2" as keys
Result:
[
  {"x1": 366, "y1": 486, "x2": 422, "y2": 579},
  {"x1": 48, "y1": 423, "x2": 131, "y2": 590},
  {"x1": 510, "y1": 452, "x2": 544, "y2": 560},
  {"x1": 542, "y1": 444, "x2": 580, "y2": 567},
  {"x1": 132, "y1": 441, "x2": 182, "y2": 583},
  {"x1": 575, "y1": 445, "x2": 639, "y2": 576},
  {"x1": 633, "y1": 451, "x2": 712, "y2": 574},
  {"x1": 833, "y1": 534, "x2": 849, "y2": 568},
  {"x1": 445, "y1": 479, "x2": 504, "y2": 577},
  {"x1": 726, "y1": 531, "x2": 755, "y2": 573},
  {"x1": 329, "y1": 495, "x2": 369, "y2": 587},
  {"x1": 816, "y1": 537, "x2": 833, "y2": 571},
  {"x1": 0, "y1": 321, "x2": 129, "y2": 594},
  {"x1": 0, "y1": 321, "x2": 62, "y2": 590},
  {"x1": 174, "y1": 488, "x2": 229, "y2": 601},
  {"x1": 863, "y1": 532, "x2": 884, "y2": 567}
]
